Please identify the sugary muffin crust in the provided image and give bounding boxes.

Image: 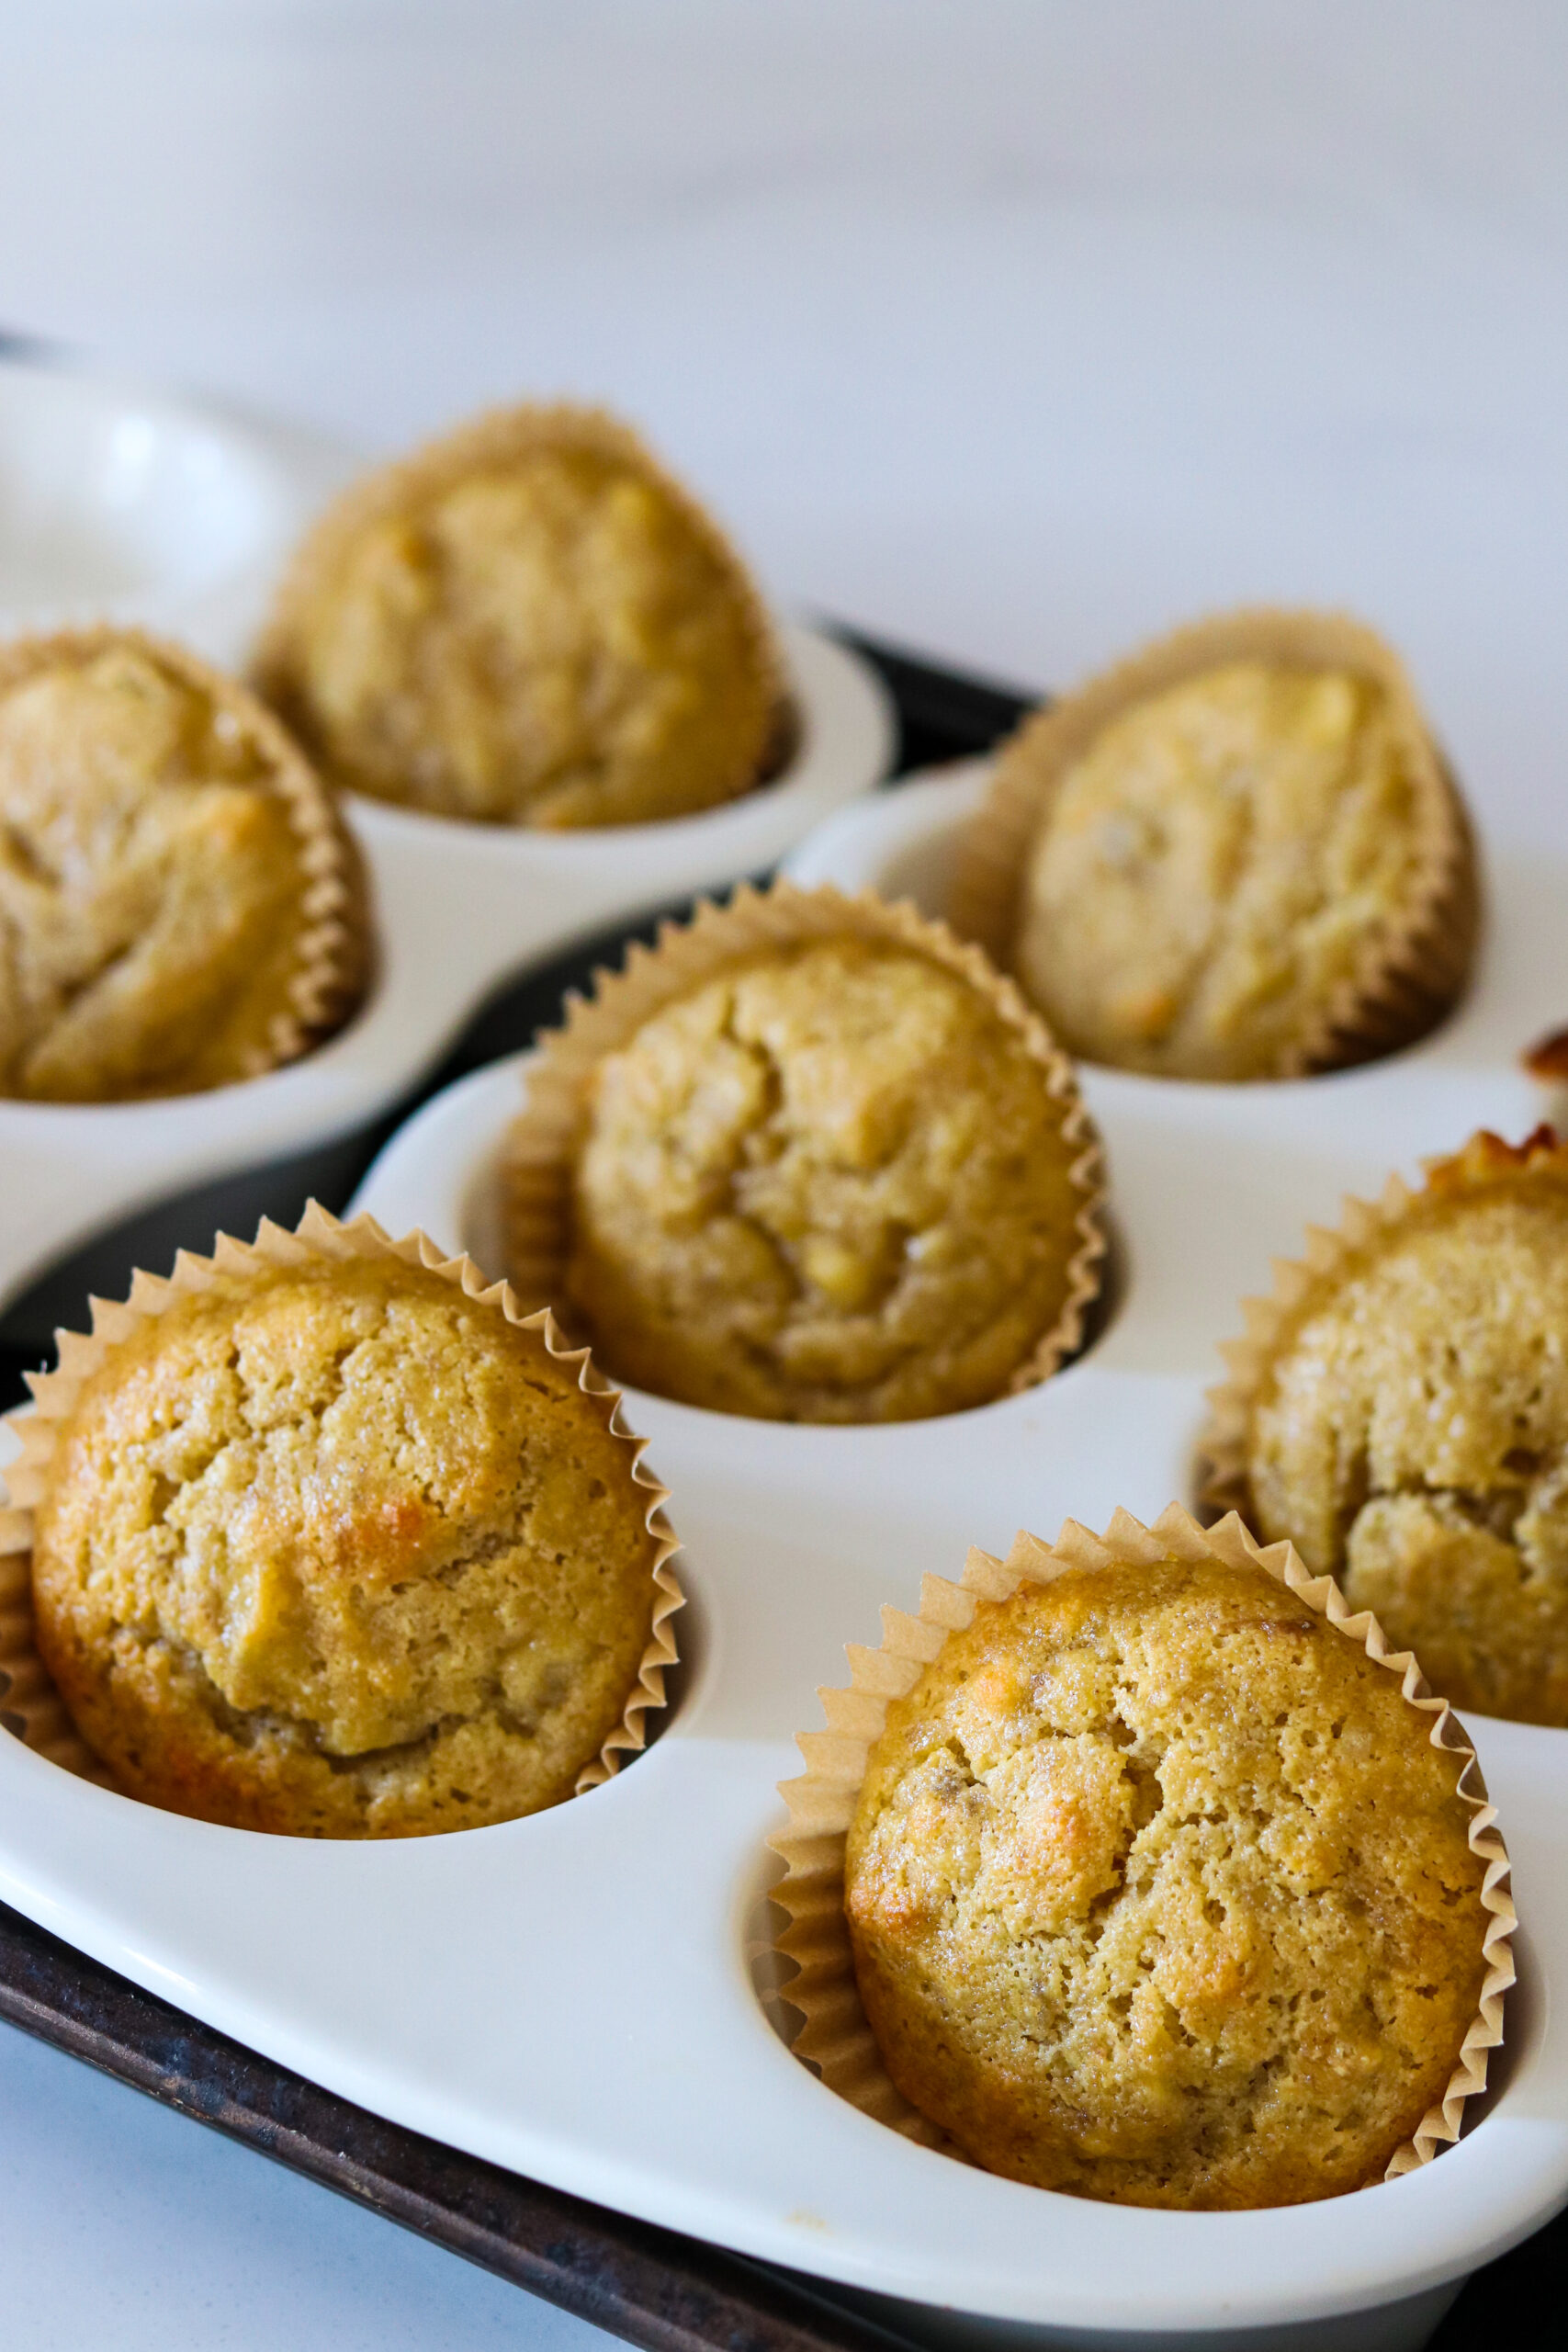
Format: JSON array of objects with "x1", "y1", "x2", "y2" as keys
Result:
[
  {"x1": 30, "y1": 1253, "x2": 663, "y2": 1836},
  {"x1": 1226, "y1": 1129, "x2": 1568, "y2": 1725},
  {"x1": 843, "y1": 1552, "x2": 1490, "y2": 2209},
  {"x1": 0, "y1": 632, "x2": 364, "y2": 1102},
  {"x1": 1017, "y1": 662, "x2": 1423, "y2": 1080},
  {"x1": 255, "y1": 404, "x2": 783, "y2": 828},
  {"x1": 564, "y1": 935, "x2": 1096, "y2": 1422}
]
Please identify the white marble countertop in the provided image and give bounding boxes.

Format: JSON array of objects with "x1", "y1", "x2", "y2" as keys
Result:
[{"x1": 1, "y1": 2, "x2": 1565, "y2": 2343}]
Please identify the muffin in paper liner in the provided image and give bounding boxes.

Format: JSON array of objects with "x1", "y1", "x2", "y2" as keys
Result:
[
  {"x1": 0, "y1": 1202, "x2": 683, "y2": 1827},
  {"x1": 948, "y1": 606, "x2": 1479, "y2": 1082},
  {"x1": 1201, "y1": 1125, "x2": 1568, "y2": 1726},
  {"x1": 1195, "y1": 1129, "x2": 1557, "y2": 1528},
  {"x1": 767, "y1": 1502, "x2": 1516, "y2": 2192},
  {"x1": 252, "y1": 401, "x2": 792, "y2": 830},
  {"x1": 0, "y1": 626, "x2": 370, "y2": 1098},
  {"x1": 502, "y1": 878, "x2": 1108, "y2": 1419}
]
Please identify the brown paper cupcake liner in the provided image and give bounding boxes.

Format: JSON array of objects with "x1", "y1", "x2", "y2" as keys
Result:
[
  {"x1": 769, "y1": 1501, "x2": 1516, "y2": 2186},
  {"x1": 1200, "y1": 1125, "x2": 1568, "y2": 1526},
  {"x1": 0, "y1": 625, "x2": 370, "y2": 1087},
  {"x1": 0, "y1": 1202, "x2": 683, "y2": 1814},
  {"x1": 949, "y1": 606, "x2": 1479, "y2": 1080},
  {"x1": 252, "y1": 401, "x2": 793, "y2": 817},
  {"x1": 503, "y1": 877, "x2": 1108, "y2": 1403}
]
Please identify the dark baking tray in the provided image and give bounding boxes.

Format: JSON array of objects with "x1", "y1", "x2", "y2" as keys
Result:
[{"x1": 0, "y1": 632, "x2": 1560, "y2": 2348}]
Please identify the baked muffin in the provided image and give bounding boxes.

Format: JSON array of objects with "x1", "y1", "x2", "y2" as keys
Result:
[
  {"x1": 28, "y1": 1238, "x2": 671, "y2": 1836},
  {"x1": 527, "y1": 898, "x2": 1104, "y2": 1423},
  {"x1": 842, "y1": 1549, "x2": 1491, "y2": 2208},
  {"x1": 254, "y1": 403, "x2": 784, "y2": 828},
  {"x1": 953, "y1": 610, "x2": 1476, "y2": 1082},
  {"x1": 0, "y1": 629, "x2": 366, "y2": 1102},
  {"x1": 1209, "y1": 1128, "x2": 1568, "y2": 1725}
]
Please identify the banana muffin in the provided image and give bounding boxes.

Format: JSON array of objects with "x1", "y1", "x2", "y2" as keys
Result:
[
  {"x1": 0, "y1": 630, "x2": 365, "y2": 1101},
  {"x1": 959, "y1": 612, "x2": 1475, "y2": 1082},
  {"x1": 29, "y1": 1248, "x2": 666, "y2": 1836},
  {"x1": 1217, "y1": 1128, "x2": 1568, "y2": 1725},
  {"x1": 843, "y1": 1551, "x2": 1491, "y2": 2208},
  {"x1": 558, "y1": 930, "x2": 1100, "y2": 1422},
  {"x1": 254, "y1": 402, "x2": 784, "y2": 828}
]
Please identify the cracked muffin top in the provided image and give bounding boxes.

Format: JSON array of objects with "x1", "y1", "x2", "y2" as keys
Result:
[
  {"x1": 1237, "y1": 1129, "x2": 1568, "y2": 1726},
  {"x1": 561, "y1": 935, "x2": 1097, "y2": 1422},
  {"x1": 843, "y1": 1554, "x2": 1489, "y2": 2209},
  {"x1": 254, "y1": 403, "x2": 784, "y2": 828},
  {"x1": 0, "y1": 632, "x2": 365, "y2": 1101},
  {"x1": 29, "y1": 1252, "x2": 661, "y2": 1837},
  {"x1": 1012, "y1": 660, "x2": 1438, "y2": 1080}
]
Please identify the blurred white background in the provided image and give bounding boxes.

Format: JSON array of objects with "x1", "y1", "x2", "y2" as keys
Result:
[{"x1": 1, "y1": 3, "x2": 1564, "y2": 2342}]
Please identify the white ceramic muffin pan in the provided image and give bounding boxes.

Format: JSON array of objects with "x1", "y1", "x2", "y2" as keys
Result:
[
  {"x1": 0, "y1": 354, "x2": 354, "y2": 659},
  {"x1": 0, "y1": 362, "x2": 896, "y2": 1312},
  {"x1": 1, "y1": 763, "x2": 1562, "y2": 2352}
]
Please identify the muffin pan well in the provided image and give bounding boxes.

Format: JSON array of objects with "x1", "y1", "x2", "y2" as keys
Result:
[
  {"x1": 2, "y1": 749, "x2": 1563, "y2": 2352},
  {"x1": 0, "y1": 355, "x2": 350, "y2": 657}
]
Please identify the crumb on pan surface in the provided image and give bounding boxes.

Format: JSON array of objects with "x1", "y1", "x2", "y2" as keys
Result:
[
  {"x1": 1015, "y1": 662, "x2": 1426, "y2": 1080},
  {"x1": 565, "y1": 936, "x2": 1090, "y2": 1421},
  {"x1": 1522, "y1": 1023, "x2": 1568, "y2": 1080},
  {"x1": 0, "y1": 637, "x2": 353, "y2": 1101},
  {"x1": 1240, "y1": 1129, "x2": 1568, "y2": 1726},
  {"x1": 257, "y1": 408, "x2": 780, "y2": 828},
  {"x1": 29, "y1": 1255, "x2": 660, "y2": 1836},
  {"x1": 843, "y1": 1554, "x2": 1489, "y2": 2209}
]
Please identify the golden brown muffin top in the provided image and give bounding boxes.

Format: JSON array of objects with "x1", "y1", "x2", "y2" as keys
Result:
[
  {"x1": 1243, "y1": 1129, "x2": 1568, "y2": 1724},
  {"x1": 30, "y1": 1254, "x2": 660, "y2": 1836},
  {"x1": 256, "y1": 406, "x2": 781, "y2": 828},
  {"x1": 0, "y1": 637, "x2": 353, "y2": 1102},
  {"x1": 564, "y1": 936, "x2": 1093, "y2": 1422},
  {"x1": 1016, "y1": 662, "x2": 1422, "y2": 1080},
  {"x1": 844, "y1": 1555, "x2": 1487, "y2": 2209}
]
